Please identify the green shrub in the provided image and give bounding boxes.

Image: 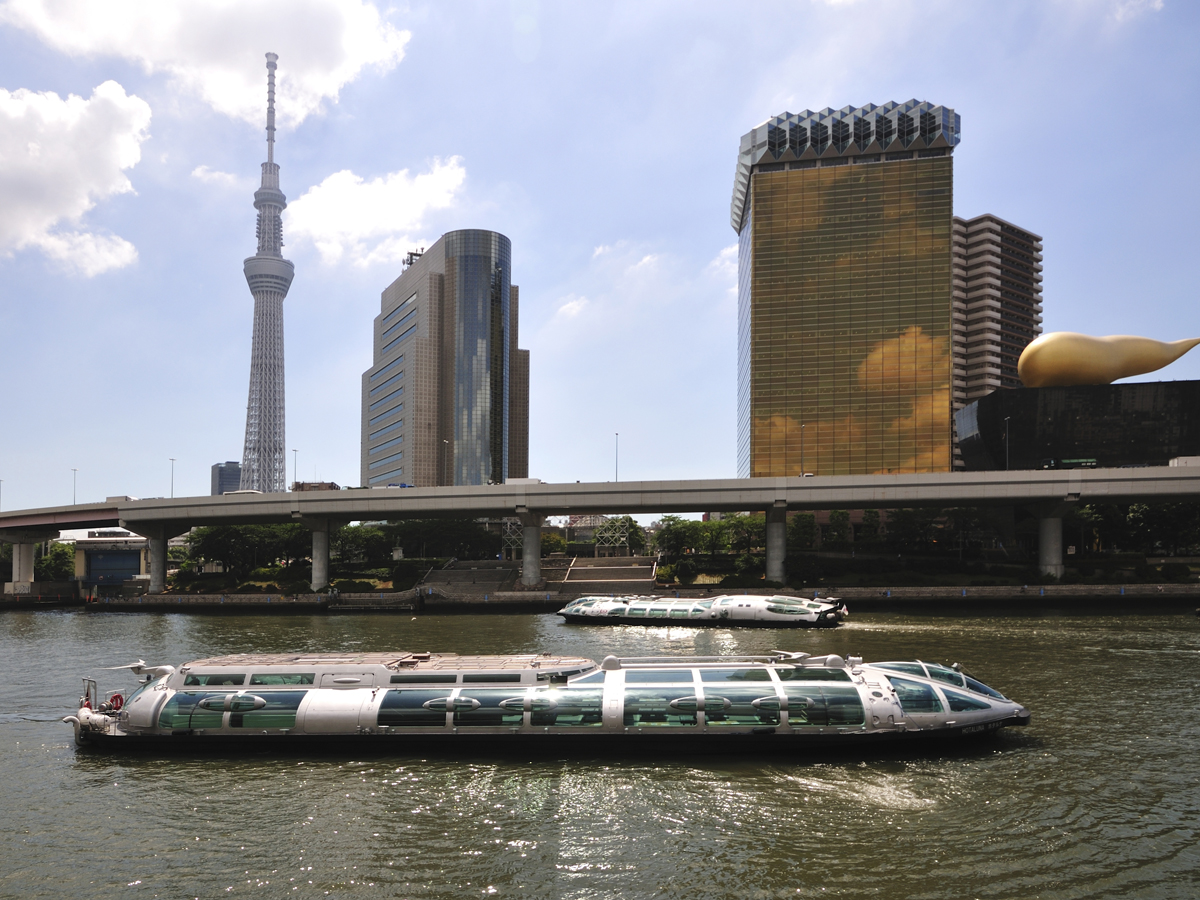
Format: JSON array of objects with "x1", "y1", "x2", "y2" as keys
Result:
[
  {"x1": 655, "y1": 564, "x2": 675, "y2": 584},
  {"x1": 391, "y1": 560, "x2": 425, "y2": 590},
  {"x1": 734, "y1": 553, "x2": 762, "y2": 576},
  {"x1": 675, "y1": 559, "x2": 698, "y2": 585},
  {"x1": 1160, "y1": 562, "x2": 1192, "y2": 582}
]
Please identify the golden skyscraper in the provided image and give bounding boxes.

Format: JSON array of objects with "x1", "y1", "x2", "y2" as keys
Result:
[{"x1": 733, "y1": 102, "x2": 958, "y2": 477}]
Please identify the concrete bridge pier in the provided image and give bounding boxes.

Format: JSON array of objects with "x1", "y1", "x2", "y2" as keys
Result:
[
  {"x1": 2, "y1": 527, "x2": 65, "y2": 593},
  {"x1": 127, "y1": 523, "x2": 188, "y2": 593},
  {"x1": 1039, "y1": 514, "x2": 1064, "y2": 578},
  {"x1": 10, "y1": 542, "x2": 35, "y2": 589},
  {"x1": 765, "y1": 503, "x2": 787, "y2": 584},
  {"x1": 309, "y1": 519, "x2": 330, "y2": 592},
  {"x1": 518, "y1": 512, "x2": 545, "y2": 586}
]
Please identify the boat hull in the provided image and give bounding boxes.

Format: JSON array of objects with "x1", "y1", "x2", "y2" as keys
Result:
[
  {"x1": 558, "y1": 613, "x2": 840, "y2": 628},
  {"x1": 74, "y1": 714, "x2": 1029, "y2": 754}
]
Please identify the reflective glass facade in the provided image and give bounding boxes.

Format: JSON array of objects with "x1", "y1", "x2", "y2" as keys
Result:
[
  {"x1": 445, "y1": 231, "x2": 511, "y2": 485},
  {"x1": 737, "y1": 157, "x2": 955, "y2": 476}
]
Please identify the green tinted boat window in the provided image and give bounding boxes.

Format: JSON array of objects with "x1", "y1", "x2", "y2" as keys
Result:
[
  {"x1": 453, "y1": 690, "x2": 525, "y2": 727},
  {"x1": 249, "y1": 673, "x2": 315, "y2": 685},
  {"x1": 230, "y1": 691, "x2": 308, "y2": 729},
  {"x1": 531, "y1": 688, "x2": 603, "y2": 727},
  {"x1": 463, "y1": 673, "x2": 522, "y2": 683},
  {"x1": 157, "y1": 692, "x2": 226, "y2": 729},
  {"x1": 703, "y1": 687, "x2": 781, "y2": 727},
  {"x1": 964, "y1": 676, "x2": 1007, "y2": 700},
  {"x1": 377, "y1": 690, "x2": 450, "y2": 726},
  {"x1": 874, "y1": 662, "x2": 926, "y2": 677},
  {"x1": 669, "y1": 609, "x2": 689, "y2": 618},
  {"x1": 699, "y1": 668, "x2": 772, "y2": 683},
  {"x1": 184, "y1": 673, "x2": 246, "y2": 686},
  {"x1": 781, "y1": 687, "x2": 826, "y2": 726},
  {"x1": 625, "y1": 670, "x2": 693, "y2": 683},
  {"x1": 622, "y1": 688, "x2": 698, "y2": 727},
  {"x1": 942, "y1": 689, "x2": 992, "y2": 712},
  {"x1": 887, "y1": 677, "x2": 944, "y2": 714},
  {"x1": 627, "y1": 607, "x2": 646, "y2": 617},
  {"x1": 924, "y1": 665, "x2": 965, "y2": 688},
  {"x1": 821, "y1": 686, "x2": 865, "y2": 725}
]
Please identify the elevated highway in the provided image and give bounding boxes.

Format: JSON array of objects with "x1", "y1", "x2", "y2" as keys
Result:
[{"x1": 3, "y1": 467, "x2": 1198, "y2": 592}]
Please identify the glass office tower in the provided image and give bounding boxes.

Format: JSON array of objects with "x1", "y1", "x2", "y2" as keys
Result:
[
  {"x1": 360, "y1": 229, "x2": 530, "y2": 487},
  {"x1": 733, "y1": 101, "x2": 959, "y2": 477}
]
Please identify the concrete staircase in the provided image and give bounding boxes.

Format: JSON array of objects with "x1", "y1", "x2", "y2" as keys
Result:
[{"x1": 562, "y1": 556, "x2": 658, "y2": 594}]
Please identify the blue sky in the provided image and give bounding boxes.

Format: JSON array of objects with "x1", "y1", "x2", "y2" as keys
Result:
[{"x1": 0, "y1": 0, "x2": 1196, "y2": 511}]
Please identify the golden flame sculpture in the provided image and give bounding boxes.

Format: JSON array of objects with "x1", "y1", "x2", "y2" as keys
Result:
[{"x1": 1018, "y1": 332, "x2": 1200, "y2": 388}]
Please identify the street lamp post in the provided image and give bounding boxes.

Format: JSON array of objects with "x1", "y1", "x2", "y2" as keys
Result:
[
  {"x1": 169, "y1": 458, "x2": 176, "y2": 498},
  {"x1": 1004, "y1": 417, "x2": 1011, "y2": 471},
  {"x1": 71, "y1": 468, "x2": 78, "y2": 505},
  {"x1": 800, "y1": 423, "x2": 805, "y2": 476},
  {"x1": 292, "y1": 449, "x2": 298, "y2": 490},
  {"x1": 442, "y1": 440, "x2": 450, "y2": 486},
  {"x1": 615, "y1": 433, "x2": 619, "y2": 482}
]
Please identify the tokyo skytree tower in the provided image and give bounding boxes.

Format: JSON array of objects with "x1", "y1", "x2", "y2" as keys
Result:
[{"x1": 239, "y1": 52, "x2": 294, "y2": 492}]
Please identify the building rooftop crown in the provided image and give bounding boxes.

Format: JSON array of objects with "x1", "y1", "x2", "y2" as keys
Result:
[{"x1": 730, "y1": 100, "x2": 961, "y2": 232}]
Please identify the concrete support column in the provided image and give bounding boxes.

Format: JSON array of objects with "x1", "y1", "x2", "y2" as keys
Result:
[
  {"x1": 765, "y1": 504, "x2": 787, "y2": 585},
  {"x1": 12, "y1": 542, "x2": 35, "y2": 586},
  {"x1": 1039, "y1": 515, "x2": 1064, "y2": 578},
  {"x1": 148, "y1": 533, "x2": 168, "y2": 594},
  {"x1": 518, "y1": 512, "x2": 545, "y2": 587},
  {"x1": 310, "y1": 519, "x2": 330, "y2": 592}
]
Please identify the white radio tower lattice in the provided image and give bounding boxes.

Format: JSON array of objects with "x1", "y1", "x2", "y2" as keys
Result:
[{"x1": 239, "y1": 52, "x2": 294, "y2": 493}]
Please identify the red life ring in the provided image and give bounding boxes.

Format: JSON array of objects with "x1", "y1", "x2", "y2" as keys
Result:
[
  {"x1": 82, "y1": 699, "x2": 91, "y2": 709},
  {"x1": 109, "y1": 694, "x2": 124, "y2": 711}
]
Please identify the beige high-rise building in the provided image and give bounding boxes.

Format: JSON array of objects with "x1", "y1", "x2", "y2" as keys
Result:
[
  {"x1": 951, "y1": 215, "x2": 1043, "y2": 400},
  {"x1": 950, "y1": 214, "x2": 1043, "y2": 466},
  {"x1": 360, "y1": 230, "x2": 530, "y2": 488}
]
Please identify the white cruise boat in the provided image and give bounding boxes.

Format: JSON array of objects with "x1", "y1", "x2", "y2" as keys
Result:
[
  {"x1": 64, "y1": 650, "x2": 1028, "y2": 751},
  {"x1": 558, "y1": 594, "x2": 847, "y2": 627}
]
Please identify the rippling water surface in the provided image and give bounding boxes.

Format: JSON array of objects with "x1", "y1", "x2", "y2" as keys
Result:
[{"x1": 2, "y1": 609, "x2": 1198, "y2": 899}]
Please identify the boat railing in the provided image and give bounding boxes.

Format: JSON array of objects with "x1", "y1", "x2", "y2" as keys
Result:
[{"x1": 601, "y1": 652, "x2": 813, "y2": 670}]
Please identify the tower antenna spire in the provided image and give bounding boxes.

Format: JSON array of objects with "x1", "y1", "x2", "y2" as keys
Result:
[
  {"x1": 265, "y1": 51, "x2": 277, "y2": 164},
  {"x1": 239, "y1": 51, "x2": 294, "y2": 495}
]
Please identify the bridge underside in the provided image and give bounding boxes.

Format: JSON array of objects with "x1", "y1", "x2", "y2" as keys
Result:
[{"x1": 4, "y1": 469, "x2": 1198, "y2": 592}]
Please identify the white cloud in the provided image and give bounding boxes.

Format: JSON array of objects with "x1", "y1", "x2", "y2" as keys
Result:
[
  {"x1": 0, "y1": 80, "x2": 150, "y2": 275},
  {"x1": 1111, "y1": 0, "x2": 1164, "y2": 22},
  {"x1": 555, "y1": 295, "x2": 588, "y2": 318},
  {"x1": 705, "y1": 243, "x2": 737, "y2": 281},
  {"x1": 31, "y1": 231, "x2": 138, "y2": 277},
  {"x1": 191, "y1": 165, "x2": 248, "y2": 189},
  {"x1": 0, "y1": 0, "x2": 410, "y2": 127},
  {"x1": 286, "y1": 157, "x2": 467, "y2": 267}
]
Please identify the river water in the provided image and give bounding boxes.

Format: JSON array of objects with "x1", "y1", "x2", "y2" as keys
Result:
[{"x1": 1, "y1": 608, "x2": 1198, "y2": 899}]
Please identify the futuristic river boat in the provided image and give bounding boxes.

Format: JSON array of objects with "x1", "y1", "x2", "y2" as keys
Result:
[
  {"x1": 558, "y1": 594, "x2": 847, "y2": 627},
  {"x1": 65, "y1": 650, "x2": 1029, "y2": 751}
]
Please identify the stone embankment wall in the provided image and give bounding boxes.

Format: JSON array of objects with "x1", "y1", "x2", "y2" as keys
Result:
[{"x1": 7, "y1": 584, "x2": 1196, "y2": 613}]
